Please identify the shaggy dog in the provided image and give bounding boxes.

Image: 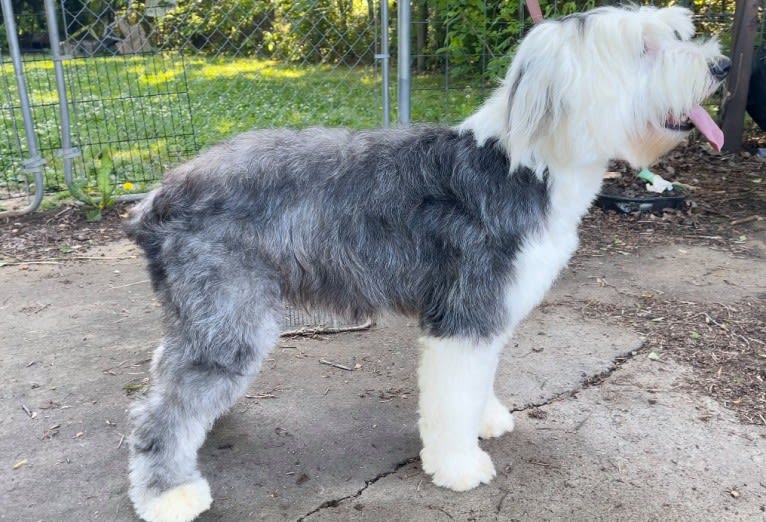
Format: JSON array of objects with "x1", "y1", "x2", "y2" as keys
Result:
[{"x1": 125, "y1": 6, "x2": 729, "y2": 521}]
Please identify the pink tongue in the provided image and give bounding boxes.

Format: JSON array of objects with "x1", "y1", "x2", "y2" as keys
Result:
[{"x1": 688, "y1": 106, "x2": 724, "y2": 152}]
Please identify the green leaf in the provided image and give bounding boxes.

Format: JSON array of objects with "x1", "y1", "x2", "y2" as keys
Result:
[
  {"x1": 85, "y1": 208, "x2": 103, "y2": 222},
  {"x1": 96, "y1": 151, "x2": 116, "y2": 209}
]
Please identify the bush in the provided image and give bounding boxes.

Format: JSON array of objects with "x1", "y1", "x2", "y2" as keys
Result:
[
  {"x1": 155, "y1": 0, "x2": 274, "y2": 56},
  {"x1": 264, "y1": 0, "x2": 376, "y2": 65}
]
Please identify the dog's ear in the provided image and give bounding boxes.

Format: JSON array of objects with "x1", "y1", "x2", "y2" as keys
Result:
[
  {"x1": 640, "y1": 5, "x2": 694, "y2": 54},
  {"x1": 506, "y1": 60, "x2": 553, "y2": 153},
  {"x1": 504, "y1": 24, "x2": 572, "y2": 163}
]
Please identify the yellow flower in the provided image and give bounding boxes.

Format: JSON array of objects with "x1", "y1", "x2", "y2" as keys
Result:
[{"x1": 123, "y1": 182, "x2": 135, "y2": 191}]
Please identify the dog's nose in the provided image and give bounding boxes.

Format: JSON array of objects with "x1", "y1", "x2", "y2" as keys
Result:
[{"x1": 709, "y1": 57, "x2": 731, "y2": 81}]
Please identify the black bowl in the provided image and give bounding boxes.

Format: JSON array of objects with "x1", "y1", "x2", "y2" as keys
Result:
[{"x1": 594, "y1": 190, "x2": 687, "y2": 213}]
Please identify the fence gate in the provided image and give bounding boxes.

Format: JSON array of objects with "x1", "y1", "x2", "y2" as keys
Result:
[{"x1": 1, "y1": 0, "x2": 388, "y2": 216}]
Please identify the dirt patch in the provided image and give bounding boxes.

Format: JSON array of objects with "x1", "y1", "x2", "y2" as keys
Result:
[
  {"x1": 578, "y1": 142, "x2": 766, "y2": 260},
  {"x1": 580, "y1": 297, "x2": 766, "y2": 426},
  {"x1": 0, "y1": 203, "x2": 129, "y2": 263}
]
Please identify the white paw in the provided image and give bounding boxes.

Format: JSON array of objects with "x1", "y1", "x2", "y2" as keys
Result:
[
  {"x1": 420, "y1": 445, "x2": 496, "y2": 491},
  {"x1": 479, "y1": 396, "x2": 515, "y2": 439},
  {"x1": 132, "y1": 478, "x2": 212, "y2": 522}
]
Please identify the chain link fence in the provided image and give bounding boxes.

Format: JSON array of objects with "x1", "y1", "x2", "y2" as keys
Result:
[
  {"x1": 0, "y1": 41, "x2": 29, "y2": 209},
  {"x1": 1, "y1": 0, "x2": 755, "y2": 216},
  {"x1": 1, "y1": 0, "x2": 386, "y2": 215}
]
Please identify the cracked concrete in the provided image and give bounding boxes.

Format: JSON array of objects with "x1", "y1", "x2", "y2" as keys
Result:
[
  {"x1": 1, "y1": 238, "x2": 764, "y2": 521},
  {"x1": 296, "y1": 456, "x2": 418, "y2": 521}
]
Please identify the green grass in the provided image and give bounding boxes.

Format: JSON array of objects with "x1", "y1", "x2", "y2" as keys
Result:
[{"x1": 1, "y1": 53, "x2": 489, "y2": 200}]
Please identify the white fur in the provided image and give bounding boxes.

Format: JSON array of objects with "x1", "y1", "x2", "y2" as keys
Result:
[
  {"x1": 132, "y1": 478, "x2": 212, "y2": 522},
  {"x1": 480, "y1": 390, "x2": 515, "y2": 439},
  {"x1": 441, "y1": 5, "x2": 725, "y2": 492},
  {"x1": 458, "y1": 5, "x2": 726, "y2": 335},
  {"x1": 418, "y1": 335, "x2": 506, "y2": 490},
  {"x1": 460, "y1": 6, "x2": 723, "y2": 172}
]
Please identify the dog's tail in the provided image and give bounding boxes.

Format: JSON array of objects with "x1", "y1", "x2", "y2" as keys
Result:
[
  {"x1": 124, "y1": 162, "x2": 201, "y2": 248},
  {"x1": 124, "y1": 188, "x2": 170, "y2": 289},
  {"x1": 125, "y1": 166, "x2": 204, "y2": 288},
  {"x1": 124, "y1": 188, "x2": 160, "y2": 248}
]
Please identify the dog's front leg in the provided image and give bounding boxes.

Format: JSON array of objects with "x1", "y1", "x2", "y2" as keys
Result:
[{"x1": 417, "y1": 335, "x2": 504, "y2": 491}]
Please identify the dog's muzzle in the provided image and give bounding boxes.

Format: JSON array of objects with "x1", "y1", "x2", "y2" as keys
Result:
[{"x1": 708, "y1": 56, "x2": 731, "y2": 82}]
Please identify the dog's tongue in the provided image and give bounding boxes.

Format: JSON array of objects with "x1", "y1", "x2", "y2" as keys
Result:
[{"x1": 689, "y1": 106, "x2": 724, "y2": 152}]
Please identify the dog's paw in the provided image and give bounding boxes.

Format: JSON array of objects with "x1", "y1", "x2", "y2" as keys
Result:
[
  {"x1": 131, "y1": 478, "x2": 212, "y2": 522},
  {"x1": 420, "y1": 445, "x2": 496, "y2": 491},
  {"x1": 479, "y1": 395, "x2": 515, "y2": 439}
]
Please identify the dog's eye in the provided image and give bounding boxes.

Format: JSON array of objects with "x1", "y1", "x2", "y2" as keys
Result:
[{"x1": 673, "y1": 30, "x2": 683, "y2": 41}]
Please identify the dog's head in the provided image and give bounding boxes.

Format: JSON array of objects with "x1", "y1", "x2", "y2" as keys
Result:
[{"x1": 503, "y1": 6, "x2": 728, "y2": 169}]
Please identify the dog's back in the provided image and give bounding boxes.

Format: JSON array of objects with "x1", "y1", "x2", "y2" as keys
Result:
[{"x1": 126, "y1": 126, "x2": 548, "y2": 337}]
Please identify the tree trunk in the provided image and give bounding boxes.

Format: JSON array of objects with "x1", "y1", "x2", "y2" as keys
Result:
[{"x1": 720, "y1": 0, "x2": 759, "y2": 153}]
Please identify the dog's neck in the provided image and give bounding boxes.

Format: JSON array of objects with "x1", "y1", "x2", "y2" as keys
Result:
[
  {"x1": 459, "y1": 89, "x2": 606, "y2": 225},
  {"x1": 457, "y1": 87, "x2": 509, "y2": 150}
]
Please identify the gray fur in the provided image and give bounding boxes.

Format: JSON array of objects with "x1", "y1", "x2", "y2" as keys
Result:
[{"x1": 126, "y1": 125, "x2": 549, "y2": 500}]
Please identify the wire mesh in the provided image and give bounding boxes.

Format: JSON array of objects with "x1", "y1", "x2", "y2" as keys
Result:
[
  {"x1": 0, "y1": 42, "x2": 28, "y2": 206},
  {"x1": 56, "y1": 0, "x2": 384, "y2": 143},
  {"x1": 0, "y1": 48, "x2": 66, "y2": 199},
  {"x1": 62, "y1": 52, "x2": 196, "y2": 192},
  {"x1": 1, "y1": 0, "x2": 384, "y2": 205},
  {"x1": 2, "y1": 0, "x2": 384, "y2": 329}
]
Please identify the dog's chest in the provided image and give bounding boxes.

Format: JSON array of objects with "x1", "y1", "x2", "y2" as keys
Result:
[
  {"x1": 503, "y1": 171, "x2": 598, "y2": 330},
  {"x1": 503, "y1": 222, "x2": 577, "y2": 329}
]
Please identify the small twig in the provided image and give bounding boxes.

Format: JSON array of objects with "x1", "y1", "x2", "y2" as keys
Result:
[
  {"x1": 735, "y1": 334, "x2": 751, "y2": 350},
  {"x1": 117, "y1": 433, "x2": 126, "y2": 449},
  {"x1": 0, "y1": 255, "x2": 137, "y2": 267},
  {"x1": 528, "y1": 459, "x2": 558, "y2": 468},
  {"x1": 29, "y1": 303, "x2": 50, "y2": 314},
  {"x1": 683, "y1": 234, "x2": 724, "y2": 240},
  {"x1": 573, "y1": 412, "x2": 592, "y2": 432},
  {"x1": 729, "y1": 215, "x2": 763, "y2": 226},
  {"x1": 46, "y1": 206, "x2": 73, "y2": 223},
  {"x1": 427, "y1": 505, "x2": 454, "y2": 520},
  {"x1": 319, "y1": 359, "x2": 353, "y2": 371},
  {"x1": 496, "y1": 489, "x2": 511, "y2": 514},
  {"x1": 21, "y1": 404, "x2": 33, "y2": 418},
  {"x1": 280, "y1": 318, "x2": 373, "y2": 338},
  {"x1": 703, "y1": 312, "x2": 729, "y2": 332},
  {"x1": 245, "y1": 392, "x2": 277, "y2": 399},
  {"x1": 109, "y1": 279, "x2": 150, "y2": 289}
]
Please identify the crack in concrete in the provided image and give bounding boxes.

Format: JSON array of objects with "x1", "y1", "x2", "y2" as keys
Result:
[
  {"x1": 296, "y1": 347, "x2": 641, "y2": 520},
  {"x1": 296, "y1": 456, "x2": 419, "y2": 521},
  {"x1": 511, "y1": 346, "x2": 640, "y2": 414}
]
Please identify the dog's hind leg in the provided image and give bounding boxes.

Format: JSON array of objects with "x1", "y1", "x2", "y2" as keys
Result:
[
  {"x1": 128, "y1": 262, "x2": 281, "y2": 522},
  {"x1": 417, "y1": 335, "x2": 505, "y2": 491}
]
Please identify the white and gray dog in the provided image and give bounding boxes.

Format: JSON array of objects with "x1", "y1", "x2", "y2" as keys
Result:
[{"x1": 126, "y1": 6, "x2": 729, "y2": 522}]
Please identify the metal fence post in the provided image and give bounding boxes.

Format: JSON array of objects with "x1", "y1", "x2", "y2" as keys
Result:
[
  {"x1": 379, "y1": 0, "x2": 391, "y2": 128},
  {"x1": 397, "y1": 0, "x2": 411, "y2": 125},
  {"x1": 0, "y1": 0, "x2": 44, "y2": 216},
  {"x1": 43, "y1": 0, "x2": 79, "y2": 193}
]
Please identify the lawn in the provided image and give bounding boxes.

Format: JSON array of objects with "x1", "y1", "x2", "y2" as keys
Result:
[{"x1": 1, "y1": 53, "x2": 491, "y2": 203}]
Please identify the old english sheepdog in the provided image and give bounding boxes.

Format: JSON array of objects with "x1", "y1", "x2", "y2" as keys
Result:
[{"x1": 125, "y1": 6, "x2": 729, "y2": 521}]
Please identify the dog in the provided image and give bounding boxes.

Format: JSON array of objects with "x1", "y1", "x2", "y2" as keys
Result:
[{"x1": 125, "y1": 6, "x2": 729, "y2": 521}]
